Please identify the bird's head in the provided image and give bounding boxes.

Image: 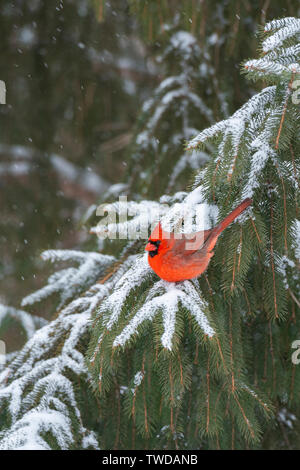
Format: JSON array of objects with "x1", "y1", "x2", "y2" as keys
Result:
[
  {"x1": 145, "y1": 222, "x2": 170, "y2": 258},
  {"x1": 145, "y1": 238, "x2": 161, "y2": 258}
]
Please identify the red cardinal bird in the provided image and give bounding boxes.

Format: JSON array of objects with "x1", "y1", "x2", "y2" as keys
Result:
[{"x1": 145, "y1": 198, "x2": 252, "y2": 282}]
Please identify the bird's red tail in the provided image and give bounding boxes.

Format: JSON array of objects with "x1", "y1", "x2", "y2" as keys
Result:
[
  {"x1": 205, "y1": 198, "x2": 252, "y2": 252},
  {"x1": 216, "y1": 198, "x2": 252, "y2": 234}
]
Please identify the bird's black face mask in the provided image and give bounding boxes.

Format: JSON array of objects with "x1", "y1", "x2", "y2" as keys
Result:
[{"x1": 148, "y1": 240, "x2": 161, "y2": 258}]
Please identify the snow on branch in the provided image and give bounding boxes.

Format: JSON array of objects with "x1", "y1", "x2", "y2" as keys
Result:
[
  {"x1": 292, "y1": 219, "x2": 300, "y2": 260},
  {"x1": 188, "y1": 18, "x2": 299, "y2": 154},
  {"x1": 264, "y1": 17, "x2": 300, "y2": 32},
  {"x1": 96, "y1": 254, "x2": 153, "y2": 330},
  {"x1": 134, "y1": 69, "x2": 213, "y2": 157},
  {"x1": 187, "y1": 87, "x2": 276, "y2": 150},
  {"x1": 0, "y1": 144, "x2": 108, "y2": 198},
  {"x1": 91, "y1": 199, "x2": 165, "y2": 239},
  {"x1": 22, "y1": 250, "x2": 115, "y2": 308},
  {"x1": 244, "y1": 58, "x2": 299, "y2": 79},
  {"x1": 0, "y1": 305, "x2": 47, "y2": 341},
  {"x1": 113, "y1": 279, "x2": 214, "y2": 350},
  {"x1": 0, "y1": 281, "x2": 108, "y2": 449},
  {"x1": 187, "y1": 17, "x2": 300, "y2": 207},
  {"x1": 91, "y1": 187, "x2": 218, "y2": 243},
  {"x1": 241, "y1": 137, "x2": 276, "y2": 199},
  {"x1": 0, "y1": 408, "x2": 75, "y2": 450},
  {"x1": 265, "y1": 44, "x2": 300, "y2": 67},
  {"x1": 245, "y1": 18, "x2": 300, "y2": 81},
  {"x1": 91, "y1": 252, "x2": 214, "y2": 353},
  {"x1": 263, "y1": 17, "x2": 300, "y2": 53}
]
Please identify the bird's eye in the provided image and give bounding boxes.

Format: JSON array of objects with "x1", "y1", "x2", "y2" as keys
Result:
[{"x1": 151, "y1": 240, "x2": 161, "y2": 247}]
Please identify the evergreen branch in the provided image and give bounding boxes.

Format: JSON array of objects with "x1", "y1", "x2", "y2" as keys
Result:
[
  {"x1": 288, "y1": 289, "x2": 300, "y2": 309},
  {"x1": 275, "y1": 72, "x2": 296, "y2": 150},
  {"x1": 269, "y1": 199, "x2": 279, "y2": 319}
]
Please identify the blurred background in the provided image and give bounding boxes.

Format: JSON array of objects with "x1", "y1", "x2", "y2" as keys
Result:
[
  {"x1": 0, "y1": 0, "x2": 299, "y2": 307},
  {"x1": 0, "y1": 0, "x2": 151, "y2": 305}
]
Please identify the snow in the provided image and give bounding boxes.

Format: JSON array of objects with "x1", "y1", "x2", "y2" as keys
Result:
[
  {"x1": 160, "y1": 196, "x2": 218, "y2": 234},
  {"x1": 137, "y1": 83, "x2": 213, "y2": 153},
  {"x1": 92, "y1": 188, "x2": 218, "y2": 242},
  {"x1": 275, "y1": 255, "x2": 296, "y2": 289},
  {"x1": 0, "y1": 162, "x2": 30, "y2": 176},
  {"x1": 0, "y1": 305, "x2": 47, "y2": 342},
  {"x1": 208, "y1": 33, "x2": 219, "y2": 46},
  {"x1": 112, "y1": 279, "x2": 214, "y2": 350},
  {"x1": 0, "y1": 276, "x2": 106, "y2": 449},
  {"x1": 133, "y1": 371, "x2": 144, "y2": 388},
  {"x1": 92, "y1": 199, "x2": 165, "y2": 240},
  {"x1": 242, "y1": 138, "x2": 276, "y2": 199},
  {"x1": 169, "y1": 31, "x2": 197, "y2": 52},
  {"x1": 99, "y1": 254, "x2": 152, "y2": 331},
  {"x1": 0, "y1": 144, "x2": 108, "y2": 195},
  {"x1": 50, "y1": 154, "x2": 108, "y2": 194},
  {"x1": 263, "y1": 18, "x2": 300, "y2": 53},
  {"x1": 0, "y1": 409, "x2": 73, "y2": 450},
  {"x1": 188, "y1": 86, "x2": 276, "y2": 150},
  {"x1": 17, "y1": 26, "x2": 37, "y2": 47},
  {"x1": 22, "y1": 250, "x2": 114, "y2": 308},
  {"x1": 0, "y1": 247, "x2": 117, "y2": 447},
  {"x1": 1, "y1": 15, "x2": 299, "y2": 449},
  {"x1": 278, "y1": 407, "x2": 296, "y2": 430},
  {"x1": 292, "y1": 220, "x2": 300, "y2": 260}
]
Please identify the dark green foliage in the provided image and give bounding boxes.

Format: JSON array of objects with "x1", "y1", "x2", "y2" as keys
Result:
[{"x1": 87, "y1": 16, "x2": 300, "y2": 449}]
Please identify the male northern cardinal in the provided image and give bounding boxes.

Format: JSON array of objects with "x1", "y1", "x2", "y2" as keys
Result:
[{"x1": 145, "y1": 198, "x2": 252, "y2": 282}]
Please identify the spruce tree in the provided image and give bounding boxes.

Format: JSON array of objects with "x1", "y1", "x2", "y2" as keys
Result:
[{"x1": 0, "y1": 13, "x2": 299, "y2": 450}]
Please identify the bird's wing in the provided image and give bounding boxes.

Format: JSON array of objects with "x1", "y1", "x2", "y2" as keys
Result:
[{"x1": 169, "y1": 229, "x2": 212, "y2": 255}]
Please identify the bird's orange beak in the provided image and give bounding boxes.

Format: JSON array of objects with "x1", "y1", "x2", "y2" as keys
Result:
[{"x1": 145, "y1": 242, "x2": 157, "y2": 252}]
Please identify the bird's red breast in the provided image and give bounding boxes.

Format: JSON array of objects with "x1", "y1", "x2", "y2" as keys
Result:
[{"x1": 145, "y1": 198, "x2": 252, "y2": 282}]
